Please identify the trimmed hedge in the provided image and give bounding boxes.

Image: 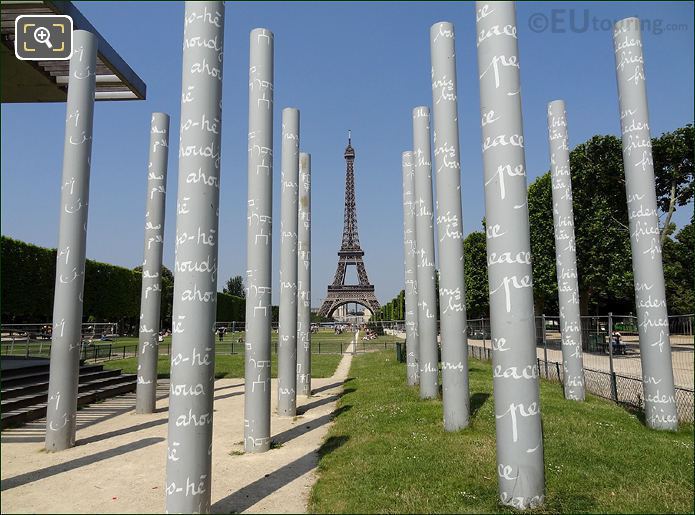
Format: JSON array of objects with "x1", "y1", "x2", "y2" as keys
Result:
[
  {"x1": 1, "y1": 236, "x2": 245, "y2": 330},
  {"x1": 217, "y1": 291, "x2": 245, "y2": 322}
]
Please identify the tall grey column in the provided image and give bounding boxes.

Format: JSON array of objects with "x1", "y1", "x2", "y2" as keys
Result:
[
  {"x1": 547, "y1": 101, "x2": 585, "y2": 402},
  {"x1": 613, "y1": 18, "x2": 677, "y2": 430},
  {"x1": 136, "y1": 113, "x2": 170, "y2": 414},
  {"x1": 297, "y1": 152, "x2": 312, "y2": 397},
  {"x1": 401, "y1": 151, "x2": 419, "y2": 386},
  {"x1": 244, "y1": 27, "x2": 274, "y2": 453},
  {"x1": 430, "y1": 21, "x2": 470, "y2": 431},
  {"x1": 412, "y1": 106, "x2": 438, "y2": 400},
  {"x1": 277, "y1": 108, "x2": 300, "y2": 416},
  {"x1": 44, "y1": 30, "x2": 97, "y2": 452},
  {"x1": 476, "y1": 2, "x2": 544, "y2": 508},
  {"x1": 165, "y1": 3, "x2": 224, "y2": 512}
]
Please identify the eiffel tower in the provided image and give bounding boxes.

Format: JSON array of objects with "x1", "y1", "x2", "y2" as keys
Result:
[{"x1": 318, "y1": 132, "x2": 380, "y2": 319}]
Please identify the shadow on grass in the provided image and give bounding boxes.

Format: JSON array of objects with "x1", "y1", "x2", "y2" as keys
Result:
[
  {"x1": 318, "y1": 434, "x2": 349, "y2": 458},
  {"x1": 273, "y1": 406, "x2": 352, "y2": 446},
  {"x1": 296, "y1": 388, "x2": 355, "y2": 415},
  {"x1": 470, "y1": 392, "x2": 491, "y2": 419},
  {"x1": 211, "y1": 435, "x2": 349, "y2": 513},
  {"x1": 311, "y1": 380, "x2": 347, "y2": 395}
]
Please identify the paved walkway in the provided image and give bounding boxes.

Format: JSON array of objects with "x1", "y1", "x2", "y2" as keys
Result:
[
  {"x1": 0, "y1": 350, "x2": 354, "y2": 514},
  {"x1": 387, "y1": 329, "x2": 693, "y2": 388}
]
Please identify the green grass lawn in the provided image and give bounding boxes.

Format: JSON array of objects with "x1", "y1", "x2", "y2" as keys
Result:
[
  {"x1": 104, "y1": 352, "x2": 343, "y2": 379},
  {"x1": 310, "y1": 351, "x2": 694, "y2": 514}
]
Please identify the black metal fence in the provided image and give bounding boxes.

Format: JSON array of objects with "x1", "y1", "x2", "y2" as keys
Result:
[
  {"x1": 384, "y1": 313, "x2": 693, "y2": 389},
  {"x1": 536, "y1": 359, "x2": 694, "y2": 425},
  {"x1": 461, "y1": 343, "x2": 693, "y2": 424},
  {"x1": 0, "y1": 337, "x2": 401, "y2": 364}
]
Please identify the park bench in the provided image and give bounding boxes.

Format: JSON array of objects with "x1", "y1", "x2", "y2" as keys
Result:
[{"x1": 597, "y1": 337, "x2": 627, "y2": 355}]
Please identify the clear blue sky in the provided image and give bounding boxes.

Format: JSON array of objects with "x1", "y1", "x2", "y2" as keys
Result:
[{"x1": 2, "y1": 1, "x2": 693, "y2": 308}]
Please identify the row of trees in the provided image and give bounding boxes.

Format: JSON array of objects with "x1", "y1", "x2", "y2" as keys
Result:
[
  {"x1": 374, "y1": 290, "x2": 405, "y2": 321},
  {"x1": 379, "y1": 125, "x2": 694, "y2": 319},
  {"x1": 1, "y1": 237, "x2": 245, "y2": 333}
]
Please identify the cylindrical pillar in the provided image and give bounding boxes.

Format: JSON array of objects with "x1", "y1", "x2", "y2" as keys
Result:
[
  {"x1": 430, "y1": 21, "x2": 470, "y2": 431},
  {"x1": 165, "y1": 3, "x2": 225, "y2": 512},
  {"x1": 297, "y1": 152, "x2": 312, "y2": 397},
  {"x1": 475, "y1": 1, "x2": 545, "y2": 508},
  {"x1": 277, "y1": 107, "x2": 300, "y2": 416},
  {"x1": 547, "y1": 100, "x2": 585, "y2": 401},
  {"x1": 136, "y1": 112, "x2": 170, "y2": 414},
  {"x1": 412, "y1": 106, "x2": 438, "y2": 400},
  {"x1": 45, "y1": 29, "x2": 97, "y2": 452},
  {"x1": 401, "y1": 151, "x2": 419, "y2": 386},
  {"x1": 244, "y1": 27, "x2": 274, "y2": 453},
  {"x1": 613, "y1": 17, "x2": 677, "y2": 430}
]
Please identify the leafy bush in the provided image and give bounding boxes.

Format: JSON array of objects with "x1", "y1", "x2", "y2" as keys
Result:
[{"x1": 1, "y1": 236, "x2": 245, "y2": 329}]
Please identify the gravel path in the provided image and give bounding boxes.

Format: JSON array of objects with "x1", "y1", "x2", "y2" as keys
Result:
[{"x1": 1, "y1": 350, "x2": 354, "y2": 514}]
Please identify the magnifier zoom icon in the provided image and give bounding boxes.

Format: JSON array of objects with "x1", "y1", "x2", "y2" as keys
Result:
[{"x1": 34, "y1": 26, "x2": 53, "y2": 49}]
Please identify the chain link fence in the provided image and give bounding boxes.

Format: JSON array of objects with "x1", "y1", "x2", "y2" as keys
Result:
[
  {"x1": 534, "y1": 314, "x2": 694, "y2": 390},
  {"x1": 534, "y1": 358, "x2": 694, "y2": 425},
  {"x1": 384, "y1": 314, "x2": 693, "y2": 424}
]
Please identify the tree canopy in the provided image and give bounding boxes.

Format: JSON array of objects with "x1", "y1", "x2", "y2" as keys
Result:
[
  {"x1": 651, "y1": 124, "x2": 694, "y2": 243},
  {"x1": 382, "y1": 124, "x2": 694, "y2": 318},
  {"x1": 223, "y1": 275, "x2": 246, "y2": 298},
  {"x1": 527, "y1": 126, "x2": 693, "y2": 315}
]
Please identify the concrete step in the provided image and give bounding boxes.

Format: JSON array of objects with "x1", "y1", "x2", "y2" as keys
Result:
[
  {"x1": 1, "y1": 364, "x2": 104, "y2": 389},
  {"x1": 1, "y1": 369, "x2": 122, "y2": 399},
  {"x1": 1, "y1": 375, "x2": 137, "y2": 429},
  {"x1": 0, "y1": 363, "x2": 50, "y2": 378},
  {"x1": 2, "y1": 372, "x2": 132, "y2": 412}
]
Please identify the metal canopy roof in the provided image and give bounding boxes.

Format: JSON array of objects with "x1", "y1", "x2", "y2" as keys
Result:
[{"x1": 1, "y1": 0, "x2": 146, "y2": 102}]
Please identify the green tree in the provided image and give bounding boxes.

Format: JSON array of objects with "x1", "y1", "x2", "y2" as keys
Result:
[
  {"x1": 223, "y1": 275, "x2": 245, "y2": 298},
  {"x1": 527, "y1": 173, "x2": 557, "y2": 314},
  {"x1": 570, "y1": 135, "x2": 637, "y2": 315},
  {"x1": 527, "y1": 126, "x2": 694, "y2": 316},
  {"x1": 463, "y1": 229, "x2": 489, "y2": 319},
  {"x1": 311, "y1": 311, "x2": 328, "y2": 324},
  {"x1": 651, "y1": 124, "x2": 694, "y2": 244},
  {"x1": 132, "y1": 264, "x2": 174, "y2": 325},
  {"x1": 132, "y1": 264, "x2": 173, "y2": 282},
  {"x1": 527, "y1": 135, "x2": 634, "y2": 316},
  {"x1": 662, "y1": 219, "x2": 695, "y2": 314}
]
